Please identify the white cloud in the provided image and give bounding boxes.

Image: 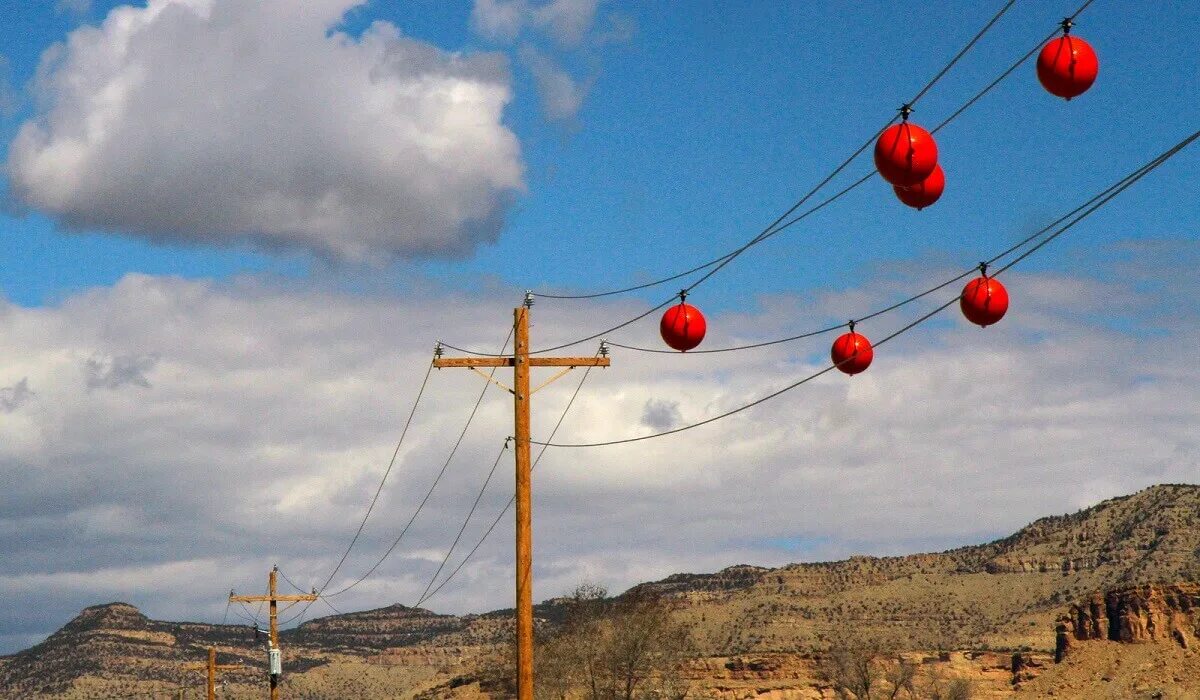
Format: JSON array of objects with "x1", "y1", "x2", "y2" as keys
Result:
[
  {"x1": 54, "y1": 0, "x2": 92, "y2": 17},
  {"x1": 472, "y1": 0, "x2": 600, "y2": 47},
  {"x1": 0, "y1": 253, "x2": 1197, "y2": 650},
  {"x1": 6, "y1": 0, "x2": 524, "y2": 261},
  {"x1": 518, "y1": 44, "x2": 592, "y2": 124}
]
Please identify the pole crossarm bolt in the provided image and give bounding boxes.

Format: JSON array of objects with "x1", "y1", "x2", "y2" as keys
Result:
[{"x1": 427, "y1": 304, "x2": 611, "y2": 699}]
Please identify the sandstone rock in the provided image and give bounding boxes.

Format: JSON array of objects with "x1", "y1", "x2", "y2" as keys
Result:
[{"x1": 1057, "y1": 583, "x2": 1200, "y2": 659}]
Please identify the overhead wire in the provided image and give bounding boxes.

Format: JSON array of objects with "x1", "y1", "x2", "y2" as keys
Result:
[
  {"x1": 414, "y1": 438, "x2": 512, "y2": 606},
  {"x1": 230, "y1": 603, "x2": 260, "y2": 627},
  {"x1": 415, "y1": 351, "x2": 601, "y2": 607},
  {"x1": 528, "y1": 127, "x2": 1200, "y2": 449},
  {"x1": 313, "y1": 359, "x2": 436, "y2": 595},
  {"x1": 319, "y1": 597, "x2": 343, "y2": 616},
  {"x1": 259, "y1": 0, "x2": 1105, "y2": 621},
  {"x1": 275, "y1": 330, "x2": 514, "y2": 629},
  {"x1": 277, "y1": 567, "x2": 310, "y2": 595},
  {"x1": 317, "y1": 326, "x2": 516, "y2": 602},
  {"x1": 493, "y1": 0, "x2": 1096, "y2": 358},
  {"x1": 530, "y1": 0, "x2": 1022, "y2": 303},
  {"x1": 607, "y1": 123, "x2": 1166, "y2": 357}
]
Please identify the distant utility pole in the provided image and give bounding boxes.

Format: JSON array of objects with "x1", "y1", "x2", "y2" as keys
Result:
[
  {"x1": 228, "y1": 566, "x2": 317, "y2": 700},
  {"x1": 185, "y1": 647, "x2": 242, "y2": 700},
  {"x1": 433, "y1": 295, "x2": 610, "y2": 700}
]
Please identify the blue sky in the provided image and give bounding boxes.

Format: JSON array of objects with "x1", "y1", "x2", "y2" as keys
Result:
[
  {"x1": 3, "y1": 1, "x2": 1197, "y2": 312},
  {"x1": 1, "y1": 0, "x2": 1199, "y2": 655}
]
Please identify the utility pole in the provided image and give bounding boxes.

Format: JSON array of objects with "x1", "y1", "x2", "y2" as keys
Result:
[
  {"x1": 228, "y1": 566, "x2": 318, "y2": 700},
  {"x1": 185, "y1": 647, "x2": 242, "y2": 700},
  {"x1": 433, "y1": 295, "x2": 610, "y2": 700}
]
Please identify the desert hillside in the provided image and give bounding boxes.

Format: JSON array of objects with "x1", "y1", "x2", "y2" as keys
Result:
[{"x1": 2, "y1": 483, "x2": 1198, "y2": 698}]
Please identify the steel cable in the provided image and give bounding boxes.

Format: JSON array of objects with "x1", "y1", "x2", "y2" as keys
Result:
[
  {"x1": 529, "y1": 127, "x2": 1199, "y2": 448},
  {"x1": 532, "y1": 0, "x2": 1023, "y2": 302},
  {"x1": 415, "y1": 354, "x2": 601, "y2": 606},
  {"x1": 446, "y1": 1, "x2": 1096, "y2": 358},
  {"x1": 313, "y1": 359, "x2": 436, "y2": 595},
  {"x1": 413, "y1": 439, "x2": 511, "y2": 606},
  {"x1": 320, "y1": 327, "x2": 515, "y2": 599}
]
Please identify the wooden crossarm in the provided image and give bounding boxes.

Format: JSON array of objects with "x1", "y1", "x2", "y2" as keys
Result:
[
  {"x1": 434, "y1": 356, "x2": 609, "y2": 369},
  {"x1": 528, "y1": 357, "x2": 610, "y2": 367},
  {"x1": 434, "y1": 357, "x2": 512, "y2": 368},
  {"x1": 228, "y1": 594, "x2": 318, "y2": 603}
]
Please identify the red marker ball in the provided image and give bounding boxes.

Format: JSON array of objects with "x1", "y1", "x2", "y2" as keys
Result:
[
  {"x1": 660, "y1": 302, "x2": 707, "y2": 352},
  {"x1": 894, "y1": 164, "x2": 945, "y2": 210},
  {"x1": 1037, "y1": 35, "x2": 1099, "y2": 100},
  {"x1": 960, "y1": 276, "x2": 1009, "y2": 327},
  {"x1": 874, "y1": 122, "x2": 939, "y2": 187},
  {"x1": 831, "y1": 331, "x2": 873, "y2": 375}
]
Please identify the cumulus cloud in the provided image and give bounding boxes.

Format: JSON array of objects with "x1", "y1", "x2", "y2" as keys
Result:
[
  {"x1": 6, "y1": 0, "x2": 524, "y2": 260},
  {"x1": 1, "y1": 251, "x2": 1198, "y2": 652},
  {"x1": 472, "y1": 0, "x2": 600, "y2": 47}
]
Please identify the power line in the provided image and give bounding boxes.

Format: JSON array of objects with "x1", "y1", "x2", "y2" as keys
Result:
[
  {"x1": 413, "y1": 438, "x2": 511, "y2": 606},
  {"x1": 444, "y1": 2, "x2": 1094, "y2": 359},
  {"x1": 604, "y1": 126, "x2": 1173, "y2": 357},
  {"x1": 314, "y1": 359, "x2": 436, "y2": 595},
  {"x1": 416, "y1": 355, "x2": 601, "y2": 607},
  {"x1": 320, "y1": 327, "x2": 516, "y2": 599},
  {"x1": 531, "y1": 0, "x2": 1027, "y2": 302},
  {"x1": 529, "y1": 127, "x2": 1199, "y2": 448},
  {"x1": 276, "y1": 567, "x2": 311, "y2": 595}
]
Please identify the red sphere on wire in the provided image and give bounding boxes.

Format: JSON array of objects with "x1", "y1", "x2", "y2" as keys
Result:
[
  {"x1": 831, "y1": 330, "x2": 873, "y2": 375},
  {"x1": 960, "y1": 276, "x2": 1009, "y2": 327},
  {"x1": 660, "y1": 301, "x2": 707, "y2": 352},
  {"x1": 874, "y1": 121, "x2": 939, "y2": 187},
  {"x1": 894, "y1": 163, "x2": 945, "y2": 210},
  {"x1": 1037, "y1": 34, "x2": 1099, "y2": 100}
]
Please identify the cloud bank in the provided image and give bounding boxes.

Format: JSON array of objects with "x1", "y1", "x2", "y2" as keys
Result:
[
  {"x1": 0, "y1": 250, "x2": 1196, "y2": 651},
  {"x1": 6, "y1": 0, "x2": 524, "y2": 260}
]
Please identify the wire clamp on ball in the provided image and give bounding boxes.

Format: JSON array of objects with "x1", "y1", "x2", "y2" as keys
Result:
[{"x1": 898, "y1": 103, "x2": 914, "y2": 122}]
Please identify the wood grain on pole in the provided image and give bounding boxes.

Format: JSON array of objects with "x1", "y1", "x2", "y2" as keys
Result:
[
  {"x1": 513, "y1": 307, "x2": 534, "y2": 700},
  {"x1": 427, "y1": 307, "x2": 611, "y2": 699},
  {"x1": 207, "y1": 647, "x2": 216, "y2": 700}
]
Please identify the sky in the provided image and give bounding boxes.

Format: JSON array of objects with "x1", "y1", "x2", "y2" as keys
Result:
[{"x1": 0, "y1": 0, "x2": 1198, "y2": 654}]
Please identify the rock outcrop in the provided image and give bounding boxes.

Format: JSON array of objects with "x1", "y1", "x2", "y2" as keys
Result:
[{"x1": 1056, "y1": 583, "x2": 1200, "y2": 660}]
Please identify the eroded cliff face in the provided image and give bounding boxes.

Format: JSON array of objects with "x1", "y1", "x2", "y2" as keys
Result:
[{"x1": 1056, "y1": 583, "x2": 1200, "y2": 661}]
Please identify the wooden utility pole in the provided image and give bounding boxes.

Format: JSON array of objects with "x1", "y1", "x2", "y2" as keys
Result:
[
  {"x1": 433, "y1": 296, "x2": 610, "y2": 700},
  {"x1": 186, "y1": 647, "x2": 242, "y2": 700},
  {"x1": 228, "y1": 566, "x2": 318, "y2": 700}
]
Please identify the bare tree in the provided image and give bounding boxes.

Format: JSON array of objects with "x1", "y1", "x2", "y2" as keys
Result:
[
  {"x1": 516, "y1": 583, "x2": 692, "y2": 700},
  {"x1": 818, "y1": 629, "x2": 924, "y2": 700},
  {"x1": 881, "y1": 654, "x2": 917, "y2": 699},
  {"x1": 921, "y1": 669, "x2": 972, "y2": 700}
]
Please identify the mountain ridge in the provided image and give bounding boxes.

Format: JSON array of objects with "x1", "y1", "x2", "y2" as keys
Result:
[{"x1": 3, "y1": 483, "x2": 1199, "y2": 697}]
